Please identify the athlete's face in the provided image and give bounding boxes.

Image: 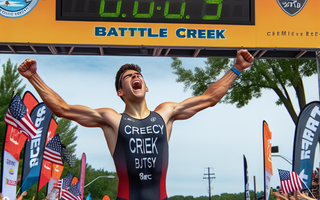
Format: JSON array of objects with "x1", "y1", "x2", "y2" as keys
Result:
[{"x1": 117, "y1": 69, "x2": 148, "y2": 100}]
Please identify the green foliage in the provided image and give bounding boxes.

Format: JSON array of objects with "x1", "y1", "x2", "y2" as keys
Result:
[
  {"x1": 0, "y1": 59, "x2": 26, "y2": 153},
  {"x1": 171, "y1": 57, "x2": 317, "y2": 124}
]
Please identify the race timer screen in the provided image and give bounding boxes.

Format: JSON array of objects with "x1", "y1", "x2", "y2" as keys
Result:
[{"x1": 57, "y1": 0, "x2": 254, "y2": 25}]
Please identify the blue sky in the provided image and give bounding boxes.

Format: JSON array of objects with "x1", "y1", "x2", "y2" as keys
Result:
[{"x1": 0, "y1": 54, "x2": 319, "y2": 198}]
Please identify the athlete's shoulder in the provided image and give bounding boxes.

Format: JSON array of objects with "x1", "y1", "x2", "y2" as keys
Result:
[
  {"x1": 96, "y1": 107, "x2": 122, "y2": 123},
  {"x1": 154, "y1": 102, "x2": 178, "y2": 123},
  {"x1": 154, "y1": 102, "x2": 178, "y2": 112}
]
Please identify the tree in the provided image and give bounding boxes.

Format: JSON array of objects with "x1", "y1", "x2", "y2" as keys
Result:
[
  {"x1": 171, "y1": 58, "x2": 317, "y2": 125},
  {"x1": 0, "y1": 59, "x2": 26, "y2": 151}
]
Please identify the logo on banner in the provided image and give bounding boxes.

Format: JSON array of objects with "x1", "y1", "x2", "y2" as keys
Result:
[
  {"x1": 5, "y1": 178, "x2": 17, "y2": 186},
  {"x1": 0, "y1": 0, "x2": 39, "y2": 18},
  {"x1": 7, "y1": 159, "x2": 15, "y2": 166},
  {"x1": 9, "y1": 168, "x2": 14, "y2": 175},
  {"x1": 276, "y1": 0, "x2": 308, "y2": 16}
]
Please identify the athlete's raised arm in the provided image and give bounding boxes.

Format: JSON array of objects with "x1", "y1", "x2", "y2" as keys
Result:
[
  {"x1": 156, "y1": 49, "x2": 254, "y2": 124},
  {"x1": 18, "y1": 58, "x2": 118, "y2": 128}
]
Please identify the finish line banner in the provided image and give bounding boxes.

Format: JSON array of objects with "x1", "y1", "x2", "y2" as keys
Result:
[{"x1": 0, "y1": 0, "x2": 320, "y2": 49}]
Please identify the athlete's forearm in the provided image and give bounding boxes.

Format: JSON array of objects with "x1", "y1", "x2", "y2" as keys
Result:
[
  {"x1": 28, "y1": 73, "x2": 69, "y2": 117},
  {"x1": 202, "y1": 66, "x2": 239, "y2": 106}
]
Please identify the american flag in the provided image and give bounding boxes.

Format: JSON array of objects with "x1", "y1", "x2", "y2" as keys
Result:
[
  {"x1": 278, "y1": 169, "x2": 303, "y2": 193},
  {"x1": 43, "y1": 135, "x2": 63, "y2": 166},
  {"x1": 61, "y1": 184, "x2": 81, "y2": 200},
  {"x1": 4, "y1": 94, "x2": 37, "y2": 140},
  {"x1": 54, "y1": 172, "x2": 74, "y2": 190},
  {"x1": 61, "y1": 145, "x2": 76, "y2": 168}
]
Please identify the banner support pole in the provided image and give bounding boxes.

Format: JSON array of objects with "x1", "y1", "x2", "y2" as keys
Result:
[{"x1": 316, "y1": 51, "x2": 320, "y2": 101}]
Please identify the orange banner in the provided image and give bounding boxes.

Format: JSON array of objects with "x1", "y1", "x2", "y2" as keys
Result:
[{"x1": 263, "y1": 121, "x2": 273, "y2": 175}]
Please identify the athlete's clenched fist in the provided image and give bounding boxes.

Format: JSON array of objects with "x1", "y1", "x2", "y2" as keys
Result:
[{"x1": 18, "y1": 58, "x2": 37, "y2": 79}]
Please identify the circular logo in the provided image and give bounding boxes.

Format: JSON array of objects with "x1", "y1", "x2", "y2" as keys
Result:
[
  {"x1": 150, "y1": 117, "x2": 156, "y2": 122},
  {"x1": 0, "y1": 0, "x2": 39, "y2": 18},
  {"x1": 9, "y1": 168, "x2": 14, "y2": 175}
]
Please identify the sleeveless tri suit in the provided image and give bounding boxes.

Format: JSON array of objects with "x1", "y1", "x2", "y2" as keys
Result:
[{"x1": 113, "y1": 112, "x2": 169, "y2": 200}]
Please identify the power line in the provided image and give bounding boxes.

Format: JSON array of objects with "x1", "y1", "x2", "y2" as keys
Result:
[{"x1": 203, "y1": 167, "x2": 216, "y2": 200}]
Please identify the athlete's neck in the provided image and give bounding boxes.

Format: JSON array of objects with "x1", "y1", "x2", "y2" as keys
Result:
[{"x1": 123, "y1": 100, "x2": 150, "y2": 119}]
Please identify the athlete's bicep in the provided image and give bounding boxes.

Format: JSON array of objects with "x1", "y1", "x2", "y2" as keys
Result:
[
  {"x1": 57, "y1": 105, "x2": 114, "y2": 128},
  {"x1": 171, "y1": 95, "x2": 213, "y2": 120}
]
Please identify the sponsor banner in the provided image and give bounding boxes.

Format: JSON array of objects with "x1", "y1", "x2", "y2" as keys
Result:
[
  {"x1": 0, "y1": 91, "x2": 39, "y2": 196},
  {"x1": 4, "y1": 125, "x2": 27, "y2": 162},
  {"x1": 2, "y1": 151, "x2": 19, "y2": 200},
  {"x1": 263, "y1": 121, "x2": 273, "y2": 200},
  {"x1": 21, "y1": 103, "x2": 53, "y2": 192},
  {"x1": 243, "y1": 155, "x2": 250, "y2": 200},
  {"x1": 293, "y1": 101, "x2": 320, "y2": 188}
]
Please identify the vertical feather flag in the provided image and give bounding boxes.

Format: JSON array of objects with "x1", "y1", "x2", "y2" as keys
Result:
[
  {"x1": 278, "y1": 169, "x2": 303, "y2": 193},
  {"x1": 38, "y1": 118, "x2": 58, "y2": 192},
  {"x1": 243, "y1": 155, "x2": 250, "y2": 200},
  {"x1": 1, "y1": 91, "x2": 39, "y2": 200},
  {"x1": 263, "y1": 121, "x2": 273, "y2": 200},
  {"x1": 21, "y1": 103, "x2": 53, "y2": 192},
  {"x1": 79, "y1": 153, "x2": 86, "y2": 200},
  {"x1": 4, "y1": 93, "x2": 37, "y2": 140},
  {"x1": 292, "y1": 101, "x2": 320, "y2": 188}
]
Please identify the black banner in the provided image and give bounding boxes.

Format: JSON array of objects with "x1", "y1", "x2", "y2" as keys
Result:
[{"x1": 244, "y1": 155, "x2": 250, "y2": 200}]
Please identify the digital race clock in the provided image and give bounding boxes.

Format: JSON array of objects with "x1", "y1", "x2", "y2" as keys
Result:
[{"x1": 56, "y1": 0, "x2": 254, "y2": 25}]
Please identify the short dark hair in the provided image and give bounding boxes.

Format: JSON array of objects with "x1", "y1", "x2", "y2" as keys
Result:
[{"x1": 115, "y1": 64, "x2": 142, "y2": 101}]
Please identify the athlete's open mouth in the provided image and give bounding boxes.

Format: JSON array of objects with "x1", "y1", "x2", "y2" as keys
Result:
[{"x1": 132, "y1": 80, "x2": 142, "y2": 90}]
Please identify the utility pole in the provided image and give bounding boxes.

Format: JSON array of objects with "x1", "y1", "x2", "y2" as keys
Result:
[{"x1": 203, "y1": 167, "x2": 216, "y2": 200}]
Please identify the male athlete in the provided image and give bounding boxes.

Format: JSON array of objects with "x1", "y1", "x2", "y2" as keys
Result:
[{"x1": 18, "y1": 49, "x2": 254, "y2": 200}]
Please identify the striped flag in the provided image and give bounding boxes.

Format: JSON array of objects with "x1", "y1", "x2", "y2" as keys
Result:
[
  {"x1": 4, "y1": 94, "x2": 37, "y2": 140},
  {"x1": 43, "y1": 135, "x2": 63, "y2": 166},
  {"x1": 54, "y1": 172, "x2": 74, "y2": 190},
  {"x1": 61, "y1": 184, "x2": 81, "y2": 200},
  {"x1": 278, "y1": 169, "x2": 303, "y2": 193}
]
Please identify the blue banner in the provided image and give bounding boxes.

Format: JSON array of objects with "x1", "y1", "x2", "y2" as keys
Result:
[
  {"x1": 21, "y1": 103, "x2": 53, "y2": 192},
  {"x1": 292, "y1": 101, "x2": 320, "y2": 189}
]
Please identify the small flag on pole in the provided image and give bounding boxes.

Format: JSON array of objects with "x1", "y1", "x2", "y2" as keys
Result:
[
  {"x1": 61, "y1": 184, "x2": 81, "y2": 200},
  {"x1": 4, "y1": 93, "x2": 37, "y2": 140},
  {"x1": 43, "y1": 135, "x2": 64, "y2": 166},
  {"x1": 278, "y1": 169, "x2": 303, "y2": 193}
]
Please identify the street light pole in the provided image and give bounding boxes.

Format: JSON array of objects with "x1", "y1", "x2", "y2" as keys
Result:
[{"x1": 84, "y1": 175, "x2": 115, "y2": 188}]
